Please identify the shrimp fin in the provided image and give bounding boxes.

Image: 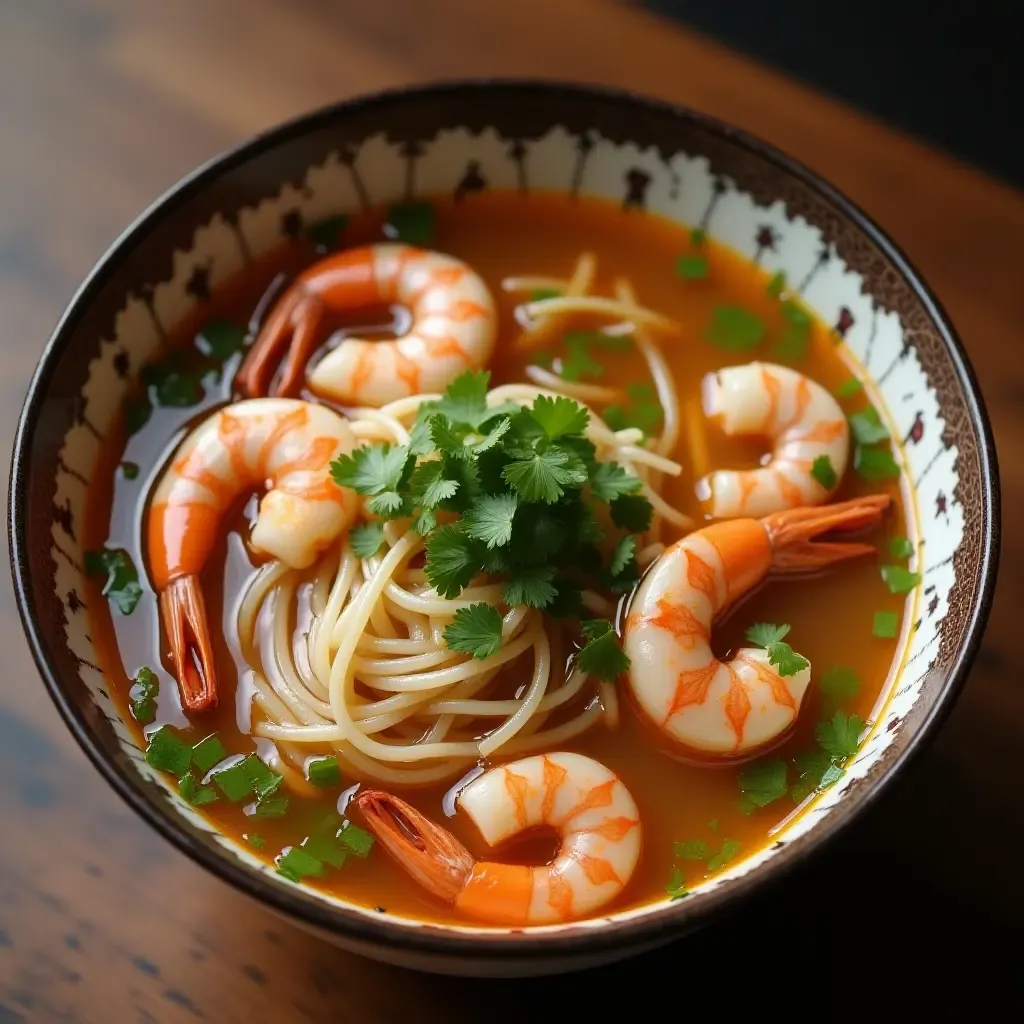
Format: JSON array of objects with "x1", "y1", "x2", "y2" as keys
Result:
[
  {"x1": 354, "y1": 790, "x2": 474, "y2": 904},
  {"x1": 762, "y1": 494, "x2": 891, "y2": 572},
  {"x1": 160, "y1": 575, "x2": 218, "y2": 712}
]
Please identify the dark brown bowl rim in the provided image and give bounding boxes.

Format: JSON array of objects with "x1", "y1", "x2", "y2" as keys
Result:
[{"x1": 8, "y1": 79, "x2": 1001, "y2": 963}]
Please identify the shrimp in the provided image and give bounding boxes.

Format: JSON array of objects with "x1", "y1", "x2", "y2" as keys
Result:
[
  {"x1": 147, "y1": 398, "x2": 359, "y2": 713},
  {"x1": 700, "y1": 361, "x2": 850, "y2": 518},
  {"x1": 235, "y1": 244, "x2": 497, "y2": 407},
  {"x1": 624, "y1": 495, "x2": 890, "y2": 759},
  {"x1": 354, "y1": 752, "x2": 641, "y2": 925}
]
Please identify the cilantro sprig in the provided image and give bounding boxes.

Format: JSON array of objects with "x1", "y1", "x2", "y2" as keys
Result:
[
  {"x1": 329, "y1": 372, "x2": 652, "y2": 674},
  {"x1": 744, "y1": 622, "x2": 809, "y2": 677}
]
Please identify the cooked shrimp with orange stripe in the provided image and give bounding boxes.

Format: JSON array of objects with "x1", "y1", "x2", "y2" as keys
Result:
[{"x1": 90, "y1": 190, "x2": 913, "y2": 927}]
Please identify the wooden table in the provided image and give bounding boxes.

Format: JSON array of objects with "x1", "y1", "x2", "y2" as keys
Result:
[{"x1": 1, "y1": 1, "x2": 1020, "y2": 1018}]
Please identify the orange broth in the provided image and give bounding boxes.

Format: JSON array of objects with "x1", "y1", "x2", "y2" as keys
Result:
[{"x1": 85, "y1": 190, "x2": 913, "y2": 926}]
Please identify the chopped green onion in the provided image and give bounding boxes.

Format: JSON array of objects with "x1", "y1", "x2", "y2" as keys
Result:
[
  {"x1": 277, "y1": 847, "x2": 324, "y2": 882},
  {"x1": 244, "y1": 834, "x2": 266, "y2": 849},
  {"x1": 880, "y1": 565, "x2": 922, "y2": 595},
  {"x1": 191, "y1": 786, "x2": 218, "y2": 807},
  {"x1": 530, "y1": 288, "x2": 561, "y2": 301},
  {"x1": 304, "y1": 834, "x2": 349, "y2": 869},
  {"x1": 211, "y1": 762, "x2": 254, "y2": 802},
  {"x1": 191, "y1": 734, "x2": 228, "y2": 774},
  {"x1": 145, "y1": 726, "x2": 192, "y2": 778},
  {"x1": 252, "y1": 795, "x2": 289, "y2": 819},
  {"x1": 766, "y1": 271, "x2": 786, "y2": 297},
  {"x1": 872, "y1": 610, "x2": 899, "y2": 639},
  {"x1": 889, "y1": 536, "x2": 914, "y2": 559},
  {"x1": 835, "y1": 378, "x2": 862, "y2": 399},
  {"x1": 704, "y1": 306, "x2": 765, "y2": 350},
  {"x1": 676, "y1": 255, "x2": 708, "y2": 280},
  {"x1": 128, "y1": 667, "x2": 158, "y2": 725},
  {"x1": 849, "y1": 406, "x2": 890, "y2": 445},
  {"x1": 308, "y1": 756, "x2": 341, "y2": 789},
  {"x1": 810, "y1": 454, "x2": 837, "y2": 490},
  {"x1": 854, "y1": 445, "x2": 901, "y2": 480},
  {"x1": 178, "y1": 774, "x2": 196, "y2": 801},
  {"x1": 239, "y1": 754, "x2": 284, "y2": 799},
  {"x1": 690, "y1": 227, "x2": 706, "y2": 247},
  {"x1": 338, "y1": 823, "x2": 375, "y2": 858}
]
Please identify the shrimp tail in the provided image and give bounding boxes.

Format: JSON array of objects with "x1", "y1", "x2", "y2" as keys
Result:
[
  {"x1": 236, "y1": 287, "x2": 324, "y2": 399},
  {"x1": 762, "y1": 494, "x2": 891, "y2": 572},
  {"x1": 160, "y1": 575, "x2": 218, "y2": 712},
  {"x1": 354, "y1": 790, "x2": 474, "y2": 904}
]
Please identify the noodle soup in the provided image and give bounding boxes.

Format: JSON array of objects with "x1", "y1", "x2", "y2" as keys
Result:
[{"x1": 85, "y1": 191, "x2": 912, "y2": 926}]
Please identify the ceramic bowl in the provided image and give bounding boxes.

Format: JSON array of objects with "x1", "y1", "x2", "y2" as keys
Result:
[{"x1": 8, "y1": 81, "x2": 999, "y2": 977}]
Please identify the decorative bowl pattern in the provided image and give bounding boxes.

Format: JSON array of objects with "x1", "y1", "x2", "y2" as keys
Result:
[{"x1": 8, "y1": 82, "x2": 999, "y2": 977}]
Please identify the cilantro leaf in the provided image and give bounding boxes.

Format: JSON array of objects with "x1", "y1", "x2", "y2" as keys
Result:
[
  {"x1": 767, "y1": 642, "x2": 810, "y2": 677},
  {"x1": 84, "y1": 547, "x2": 143, "y2": 615},
  {"x1": 889, "y1": 536, "x2": 914, "y2": 559},
  {"x1": 820, "y1": 665, "x2": 861, "y2": 703},
  {"x1": 472, "y1": 417, "x2": 511, "y2": 455},
  {"x1": 880, "y1": 565, "x2": 922, "y2": 595},
  {"x1": 429, "y1": 415, "x2": 468, "y2": 457},
  {"x1": 704, "y1": 306, "x2": 765, "y2": 350},
  {"x1": 610, "y1": 493, "x2": 653, "y2": 532},
  {"x1": 609, "y1": 535, "x2": 637, "y2": 577},
  {"x1": 350, "y1": 522, "x2": 385, "y2": 559},
  {"x1": 503, "y1": 566, "x2": 557, "y2": 609},
  {"x1": 815, "y1": 711, "x2": 865, "y2": 761},
  {"x1": 410, "y1": 459, "x2": 460, "y2": 509},
  {"x1": 665, "y1": 867, "x2": 689, "y2": 900},
  {"x1": 745, "y1": 622, "x2": 790, "y2": 647},
  {"x1": 547, "y1": 582, "x2": 583, "y2": 619},
  {"x1": 367, "y1": 490, "x2": 405, "y2": 519},
  {"x1": 810, "y1": 454, "x2": 838, "y2": 490},
  {"x1": 424, "y1": 526, "x2": 482, "y2": 599},
  {"x1": 443, "y1": 604, "x2": 504, "y2": 660},
  {"x1": 873, "y1": 610, "x2": 899, "y2": 638},
  {"x1": 508, "y1": 504, "x2": 568, "y2": 562},
  {"x1": 674, "y1": 840, "x2": 709, "y2": 861},
  {"x1": 196, "y1": 319, "x2": 248, "y2": 361},
  {"x1": 577, "y1": 620, "x2": 630, "y2": 682},
  {"x1": 331, "y1": 443, "x2": 411, "y2": 498},
  {"x1": 706, "y1": 839, "x2": 741, "y2": 873},
  {"x1": 590, "y1": 462, "x2": 642, "y2": 502},
  {"x1": 855, "y1": 445, "x2": 901, "y2": 480},
  {"x1": 385, "y1": 201, "x2": 435, "y2": 246},
  {"x1": 462, "y1": 494, "x2": 517, "y2": 549},
  {"x1": 737, "y1": 758, "x2": 788, "y2": 814},
  {"x1": 849, "y1": 406, "x2": 890, "y2": 445},
  {"x1": 604, "y1": 382, "x2": 663, "y2": 437},
  {"x1": 429, "y1": 370, "x2": 510, "y2": 430},
  {"x1": 413, "y1": 508, "x2": 437, "y2": 536},
  {"x1": 790, "y1": 749, "x2": 836, "y2": 803},
  {"x1": 835, "y1": 378, "x2": 862, "y2": 399},
  {"x1": 529, "y1": 395, "x2": 589, "y2": 439},
  {"x1": 560, "y1": 334, "x2": 603, "y2": 381},
  {"x1": 502, "y1": 446, "x2": 587, "y2": 504},
  {"x1": 766, "y1": 270, "x2": 786, "y2": 297}
]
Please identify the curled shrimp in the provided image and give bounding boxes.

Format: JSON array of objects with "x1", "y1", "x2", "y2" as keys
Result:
[
  {"x1": 236, "y1": 244, "x2": 497, "y2": 407},
  {"x1": 624, "y1": 495, "x2": 890, "y2": 759},
  {"x1": 147, "y1": 398, "x2": 359, "y2": 712},
  {"x1": 355, "y1": 752, "x2": 641, "y2": 925},
  {"x1": 700, "y1": 361, "x2": 850, "y2": 517}
]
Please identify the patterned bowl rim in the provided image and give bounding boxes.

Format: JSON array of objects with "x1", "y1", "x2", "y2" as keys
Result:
[{"x1": 8, "y1": 79, "x2": 1000, "y2": 961}]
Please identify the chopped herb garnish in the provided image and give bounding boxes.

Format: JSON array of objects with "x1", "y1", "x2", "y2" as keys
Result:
[
  {"x1": 179, "y1": 773, "x2": 218, "y2": 807},
  {"x1": 881, "y1": 565, "x2": 922, "y2": 595},
  {"x1": 305, "y1": 214, "x2": 348, "y2": 252},
  {"x1": 889, "y1": 536, "x2": 914, "y2": 559},
  {"x1": 350, "y1": 522, "x2": 386, "y2": 559},
  {"x1": 463, "y1": 493, "x2": 518, "y2": 549},
  {"x1": 835, "y1": 377, "x2": 863, "y2": 399},
  {"x1": 384, "y1": 201, "x2": 435, "y2": 246},
  {"x1": 706, "y1": 839, "x2": 742, "y2": 873},
  {"x1": 674, "y1": 840, "x2": 709, "y2": 861},
  {"x1": 577, "y1": 619, "x2": 630, "y2": 683},
  {"x1": 676, "y1": 255, "x2": 709, "y2": 280},
  {"x1": 244, "y1": 834, "x2": 266, "y2": 849},
  {"x1": 145, "y1": 726, "x2": 192, "y2": 778},
  {"x1": 737, "y1": 758, "x2": 789, "y2": 814},
  {"x1": 810, "y1": 454, "x2": 837, "y2": 490},
  {"x1": 178, "y1": 774, "x2": 196, "y2": 802},
  {"x1": 690, "y1": 227, "x2": 706, "y2": 247},
  {"x1": 124, "y1": 398, "x2": 152, "y2": 436},
  {"x1": 531, "y1": 288, "x2": 561, "y2": 301},
  {"x1": 560, "y1": 334, "x2": 603, "y2": 381},
  {"x1": 120, "y1": 461, "x2": 140, "y2": 480},
  {"x1": 84, "y1": 547, "x2": 143, "y2": 615},
  {"x1": 195, "y1": 319, "x2": 248, "y2": 361},
  {"x1": 766, "y1": 270, "x2": 786, "y2": 297},
  {"x1": 744, "y1": 622, "x2": 809, "y2": 677},
  {"x1": 444, "y1": 604, "x2": 504, "y2": 660},
  {"x1": 708, "y1": 818, "x2": 719, "y2": 831},
  {"x1": 239, "y1": 754, "x2": 284, "y2": 799},
  {"x1": 777, "y1": 300, "x2": 812, "y2": 361},
  {"x1": 191, "y1": 734, "x2": 228, "y2": 774},
  {"x1": 815, "y1": 712, "x2": 865, "y2": 761},
  {"x1": 665, "y1": 867, "x2": 689, "y2": 900},
  {"x1": 854, "y1": 445, "x2": 901, "y2": 481},
  {"x1": 820, "y1": 665, "x2": 861, "y2": 704},
  {"x1": 790, "y1": 749, "x2": 843, "y2": 803},
  {"x1": 338, "y1": 823, "x2": 376, "y2": 858},
  {"x1": 873, "y1": 610, "x2": 899, "y2": 639},
  {"x1": 128, "y1": 667, "x2": 158, "y2": 725},
  {"x1": 503, "y1": 565, "x2": 557, "y2": 610},
  {"x1": 849, "y1": 406, "x2": 890, "y2": 445},
  {"x1": 305, "y1": 834, "x2": 349, "y2": 870},
  {"x1": 252, "y1": 795, "x2": 289, "y2": 819},
  {"x1": 212, "y1": 761, "x2": 255, "y2": 802},
  {"x1": 308, "y1": 756, "x2": 341, "y2": 789},
  {"x1": 191, "y1": 786, "x2": 218, "y2": 807},
  {"x1": 142, "y1": 354, "x2": 205, "y2": 408},
  {"x1": 610, "y1": 493, "x2": 653, "y2": 532},
  {"x1": 604, "y1": 382, "x2": 663, "y2": 437},
  {"x1": 277, "y1": 847, "x2": 325, "y2": 882},
  {"x1": 331, "y1": 442, "x2": 414, "y2": 521},
  {"x1": 704, "y1": 306, "x2": 766, "y2": 351}
]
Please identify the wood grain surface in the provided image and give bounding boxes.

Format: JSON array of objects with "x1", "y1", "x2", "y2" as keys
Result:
[{"x1": 1, "y1": 1, "x2": 1020, "y2": 1019}]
